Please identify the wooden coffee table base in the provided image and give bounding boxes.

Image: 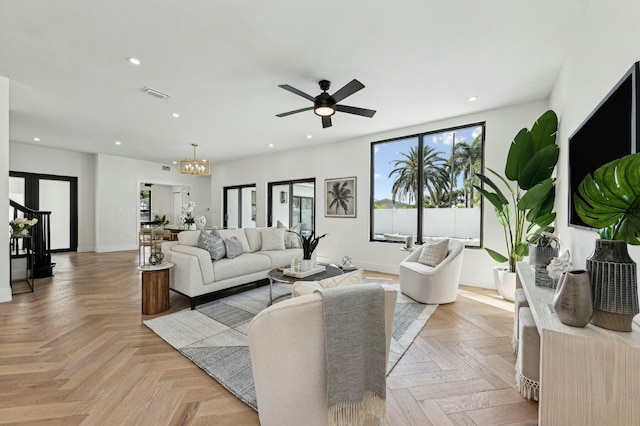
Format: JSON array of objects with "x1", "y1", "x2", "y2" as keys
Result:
[{"x1": 140, "y1": 263, "x2": 173, "y2": 315}]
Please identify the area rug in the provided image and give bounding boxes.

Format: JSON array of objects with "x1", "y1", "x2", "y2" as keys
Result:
[{"x1": 143, "y1": 280, "x2": 437, "y2": 411}]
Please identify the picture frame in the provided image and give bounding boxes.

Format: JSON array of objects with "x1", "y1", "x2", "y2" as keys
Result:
[{"x1": 325, "y1": 176, "x2": 356, "y2": 218}]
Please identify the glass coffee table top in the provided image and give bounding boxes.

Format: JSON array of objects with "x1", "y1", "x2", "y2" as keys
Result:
[{"x1": 267, "y1": 264, "x2": 343, "y2": 305}]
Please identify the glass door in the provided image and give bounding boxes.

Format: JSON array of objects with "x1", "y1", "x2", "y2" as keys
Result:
[
  {"x1": 268, "y1": 179, "x2": 315, "y2": 234},
  {"x1": 223, "y1": 184, "x2": 256, "y2": 228}
]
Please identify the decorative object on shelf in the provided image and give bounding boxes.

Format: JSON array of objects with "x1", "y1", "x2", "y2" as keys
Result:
[
  {"x1": 179, "y1": 143, "x2": 210, "y2": 176},
  {"x1": 574, "y1": 152, "x2": 640, "y2": 331},
  {"x1": 404, "y1": 235, "x2": 414, "y2": 250},
  {"x1": 552, "y1": 270, "x2": 593, "y2": 327},
  {"x1": 9, "y1": 217, "x2": 38, "y2": 237},
  {"x1": 473, "y1": 110, "x2": 559, "y2": 300},
  {"x1": 325, "y1": 176, "x2": 356, "y2": 218},
  {"x1": 528, "y1": 232, "x2": 560, "y2": 288},
  {"x1": 546, "y1": 250, "x2": 572, "y2": 288},
  {"x1": 195, "y1": 215, "x2": 206, "y2": 229},
  {"x1": 340, "y1": 255, "x2": 357, "y2": 272}
]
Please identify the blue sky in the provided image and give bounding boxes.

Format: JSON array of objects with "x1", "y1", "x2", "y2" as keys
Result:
[{"x1": 373, "y1": 125, "x2": 483, "y2": 202}]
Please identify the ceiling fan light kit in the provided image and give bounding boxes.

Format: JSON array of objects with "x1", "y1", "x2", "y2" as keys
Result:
[
  {"x1": 179, "y1": 143, "x2": 210, "y2": 176},
  {"x1": 277, "y1": 79, "x2": 376, "y2": 128}
]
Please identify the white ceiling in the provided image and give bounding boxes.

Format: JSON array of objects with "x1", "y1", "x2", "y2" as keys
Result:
[{"x1": 0, "y1": 0, "x2": 586, "y2": 166}]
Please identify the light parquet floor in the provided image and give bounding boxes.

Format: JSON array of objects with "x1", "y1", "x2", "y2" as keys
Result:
[{"x1": 1, "y1": 252, "x2": 537, "y2": 425}]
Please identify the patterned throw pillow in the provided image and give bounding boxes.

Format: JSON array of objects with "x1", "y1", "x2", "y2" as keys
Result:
[
  {"x1": 418, "y1": 239, "x2": 449, "y2": 267},
  {"x1": 197, "y1": 230, "x2": 226, "y2": 260},
  {"x1": 277, "y1": 220, "x2": 302, "y2": 248},
  {"x1": 260, "y1": 227, "x2": 286, "y2": 251},
  {"x1": 224, "y1": 236, "x2": 244, "y2": 259}
]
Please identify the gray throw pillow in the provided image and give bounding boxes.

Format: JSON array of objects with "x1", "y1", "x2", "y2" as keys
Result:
[
  {"x1": 224, "y1": 236, "x2": 244, "y2": 259},
  {"x1": 418, "y1": 239, "x2": 449, "y2": 267},
  {"x1": 198, "y1": 230, "x2": 226, "y2": 260},
  {"x1": 277, "y1": 220, "x2": 302, "y2": 248}
]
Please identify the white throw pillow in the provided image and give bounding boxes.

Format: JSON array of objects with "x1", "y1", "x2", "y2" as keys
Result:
[
  {"x1": 244, "y1": 228, "x2": 263, "y2": 252},
  {"x1": 277, "y1": 220, "x2": 302, "y2": 249},
  {"x1": 260, "y1": 227, "x2": 286, "y2": 251},
  {"x1": 418, "y1": 239, "x2": 449, "y2": 267},
  {"x1": 291, "y1": 269, "x2": 364, "y2": 297}
]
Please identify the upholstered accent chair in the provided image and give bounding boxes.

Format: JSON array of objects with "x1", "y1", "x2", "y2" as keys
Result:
[
  {"x1": 247, "y1": 285, "x2": 398, "y2": 426},
  {"x1": 399, "y1": 238, "x2": 464, "y2": 304}
]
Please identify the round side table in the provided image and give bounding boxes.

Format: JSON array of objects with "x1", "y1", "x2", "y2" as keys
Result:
[{"x1": 138, "y1": 262, "x2": 174, "y2": 315}]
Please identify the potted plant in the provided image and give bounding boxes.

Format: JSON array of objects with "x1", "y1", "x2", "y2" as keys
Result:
[
  {"x1": 295, "y1": 231, "x2": 328, "y2": 271},
  {"x1": 153, "y1": 213, "x2": 170, "y2": 227},
  {"x1": 9, "y1": 217, "x2": 38, "y2": 237},
  {"x1": 574, "y1": 152, "x2": 640, "y2": 331},
  {"x1": 473, "y1": 110, "x2": 559, "y2": 300}
]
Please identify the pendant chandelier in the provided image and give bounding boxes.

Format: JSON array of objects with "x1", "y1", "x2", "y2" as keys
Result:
[{"x1": 179, "y1": 143, "x2": 210, "y2": 176}]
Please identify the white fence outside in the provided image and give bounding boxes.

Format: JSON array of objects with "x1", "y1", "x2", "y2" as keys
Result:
[{"x1": 373, "y1": 207, "x2": 481, "y2": 246}]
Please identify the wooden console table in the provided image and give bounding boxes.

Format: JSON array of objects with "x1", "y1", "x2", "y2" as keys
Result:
[
  {"x1": 517, "y1": 262, "x2": 640, "y2": 426},
  {"x1": 139, "y1": 263, "x2": 174, "y2": 315}
]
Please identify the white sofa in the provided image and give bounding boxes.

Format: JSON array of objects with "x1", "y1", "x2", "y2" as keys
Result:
[{"x1": 162, "y1": 229, "x2": 303, "y2": 308}]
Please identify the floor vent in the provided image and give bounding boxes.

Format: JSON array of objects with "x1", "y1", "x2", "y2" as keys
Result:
[{"x1": 143, "y1": 87, "x2": 171, "y2": 100}]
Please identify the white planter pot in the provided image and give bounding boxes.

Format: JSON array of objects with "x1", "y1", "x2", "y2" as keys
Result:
[
  {"x1": 300, "y1": 259, "x2": 314, "y2": 272},
  {"x1": 493, "y1": 266, "x2": 516, "y2": 301},
  {"x1": 188, "y1": 223, "x2": 196, "y2": 230}
]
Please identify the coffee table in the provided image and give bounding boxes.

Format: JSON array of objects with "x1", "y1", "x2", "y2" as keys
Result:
[{"x1": 267, "y1": 264, "x2": 343, "y2": 305}]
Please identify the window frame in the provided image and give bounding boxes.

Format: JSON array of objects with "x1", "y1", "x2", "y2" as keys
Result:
[
  {"x1": 223, "y1": 183, "x2": 256, "y2": 229},
  {"x1": 369, "y1": 121, "x2": 485, "y2": 247}
]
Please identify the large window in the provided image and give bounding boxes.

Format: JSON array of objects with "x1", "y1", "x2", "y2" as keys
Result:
[{"x1": 370, "y1": 123, "x2": 484, "y2": 247}]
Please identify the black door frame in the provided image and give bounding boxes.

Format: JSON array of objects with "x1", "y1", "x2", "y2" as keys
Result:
[
  {"x1": 267, "y1": 178, "x2": 316, "y2": 231},
  {"x1": 223, "y1": 184, "x2": 256, "y2": 229}
]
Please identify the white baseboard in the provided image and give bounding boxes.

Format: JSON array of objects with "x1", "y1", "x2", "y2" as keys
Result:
[
  {"x1": 95, "y1": 244, "x2": 137, "y2": 253},
  {"x1": 0, "y1": 287, "x2": 12, "y2": 303},
  {"x1": 77, "y1": 246, "x2": 96, "y2": 253}
]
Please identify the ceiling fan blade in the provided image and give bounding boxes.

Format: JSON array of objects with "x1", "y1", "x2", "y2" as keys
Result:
[
  {"x1": 278, "y1": 84, "x2": 315, "y2": 102},
  {"x1": 331, "y1": 79, "x2": 365, "y2": 103},
  {"x1": 322, "y1": 116, "x2": 332, "y2": 128},
  {"x1": 276, "y1": 106, "x2": 314, "y2": 117},
  {"x1": 335, "y1": 104, "x2": 377, "y2": 118}
]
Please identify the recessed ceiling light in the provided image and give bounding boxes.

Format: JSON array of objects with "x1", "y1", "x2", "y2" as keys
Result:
[
  {"x1": 269, "y1": 144, "x2": 274, "y2": 148},
  {"x1": 307, "y1": 135, "x2": 312, "y2": 139},
  {"x1": 127, "y1": 57, "x2": 141, "y2": 65},
  {"x1": 172, "y1": 161, "x2": 177, "y2": 165},
  {"x1": 468, "y1": 96, "x2": 478, "y2": 102},
  {"x1": 115, "y1": 141, "x2": 122, "y2": 145},
  {"x1": 33, "y1": 137, "x2": 40, "y2": 142},
  {"x1": 172, "y1": 113, "x2": 180, "y2": 118}
]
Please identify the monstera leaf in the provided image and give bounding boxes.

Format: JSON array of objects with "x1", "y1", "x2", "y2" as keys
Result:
[{"x1": 574, "y1": 153, "x2": 640, "y2": 245}]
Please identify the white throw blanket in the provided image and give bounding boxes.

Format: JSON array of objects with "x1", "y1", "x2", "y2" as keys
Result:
[{"x1": 315, "y1": 284, "x2": 387, "y2": 426}]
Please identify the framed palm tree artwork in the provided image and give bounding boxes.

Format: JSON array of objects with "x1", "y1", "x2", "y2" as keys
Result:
[{"x1": 325, "y1": 176, "x2": 356, "y2": 218}]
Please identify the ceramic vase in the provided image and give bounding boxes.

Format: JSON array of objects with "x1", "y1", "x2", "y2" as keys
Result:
[
  {"x1": 552, "y1": 270, "x2": 593, "y2": 327},
  {"x1": 300, "y1": 259, "x2": 314, "y2": 272},
  {"x1": 586, "y1": 239, "x2": 638, "y2": 332},
  {"x1": 188, "y1": 223, "x2": 196, "y2": 231}
]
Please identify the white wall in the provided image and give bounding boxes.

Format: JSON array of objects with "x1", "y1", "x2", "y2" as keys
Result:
[
  {"x1": 96, "y1": 154, "x2": 211, "y2": 252},
  {"x1": 211, "y1": 100, "x2": 549, "y2": 288},
  {"x1": 0, "y1": 76, "x2": 10, "y2": 303},
  {"x1": 550, "y1": 1, "x2": 640, "y2": 272},
  {"x1": 9, "y1": 142, "x2": 96, "y2": 251}
]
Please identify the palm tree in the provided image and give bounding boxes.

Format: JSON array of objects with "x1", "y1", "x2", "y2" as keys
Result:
[
  {"x1": 451, "y1": 134, "x2": 483, "y2": 207},
  {"x1": 327, "y1": 181, "x2": 353, "y2": 214},
  {"x1": 388, "y1": 146, "x2": 449, "y2": 206}
]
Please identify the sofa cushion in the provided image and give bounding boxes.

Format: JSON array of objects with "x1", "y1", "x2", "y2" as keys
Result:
[
  {"x1": 277, "y1": 220, "x2": 302, "y2": 249},
  {"x1": 260, "y1": 248, "x2": 303, "y2": 268},
  {"x1": 261, "y1": 227, "x2": 286, "y2": 251},
  {"x1": 291, "y1": 269, "x2": 364, "y2": 297},
  {"x1": 215, "y1": 228, "x2": 251, "y2": 253},
  {"x1": 418, "y1": 239, "x2": 449, "y2": 266},
  {"x1": 198, "y1": 230, "x2": 226, "y2": 260},
  {"x1": 177, "y1": 230, "x2": 201, "y2": 247},
  {"x1": 213, "y1": 253, "x2": 271, "y2": 281},
  {"x1": 224, "y1": 236, "x2": 244, "y2": 259},
  {"x1": 245, "y1": 228, "x2": 263, "y2": 252}
]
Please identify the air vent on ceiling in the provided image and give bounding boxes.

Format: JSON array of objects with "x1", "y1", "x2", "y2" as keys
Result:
[
  {"x1": 162, "y1": 165, "x2": 171, "y2": 171},
  {"x1": 142, "y1": 86, "x2": 171, "y2": 100}
]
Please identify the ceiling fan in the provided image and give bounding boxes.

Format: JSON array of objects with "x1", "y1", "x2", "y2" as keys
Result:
[{"x1": 276, "y1": 79, "x2": 376, "y2": 128}]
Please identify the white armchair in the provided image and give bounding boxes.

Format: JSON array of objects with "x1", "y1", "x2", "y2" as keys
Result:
[
  {"x1": 399, "y1": 238, "x2": 464, "y2": 304},
  {"x1": 248, "y1": 285, "x2": 398, "y2": 426}
]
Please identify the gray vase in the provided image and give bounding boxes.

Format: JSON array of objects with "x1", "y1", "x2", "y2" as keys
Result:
[
  {"x1": 552, "y1": 270, "x2": 593, "y2": 327},
  {"x1": 586, "y1": 239, "x2": 638, "y2": 332}
]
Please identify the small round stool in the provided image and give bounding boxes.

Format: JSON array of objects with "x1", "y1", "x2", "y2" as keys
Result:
[
  {"x1": 513, "y1": 288, "x2": 529, "y2": 354},
  {"x1": 516, "y1": 307, "x2": 540, "y2": 401}
]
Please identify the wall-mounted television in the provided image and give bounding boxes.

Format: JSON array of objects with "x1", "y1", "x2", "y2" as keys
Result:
[{"x1": 568, "y1": 61, "x2": 639, "y2": 229}]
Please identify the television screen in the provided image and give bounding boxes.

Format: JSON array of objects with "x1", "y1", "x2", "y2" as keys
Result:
[{"x1": 568, "y1": 62, "x2": 639, "y2": 228}]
